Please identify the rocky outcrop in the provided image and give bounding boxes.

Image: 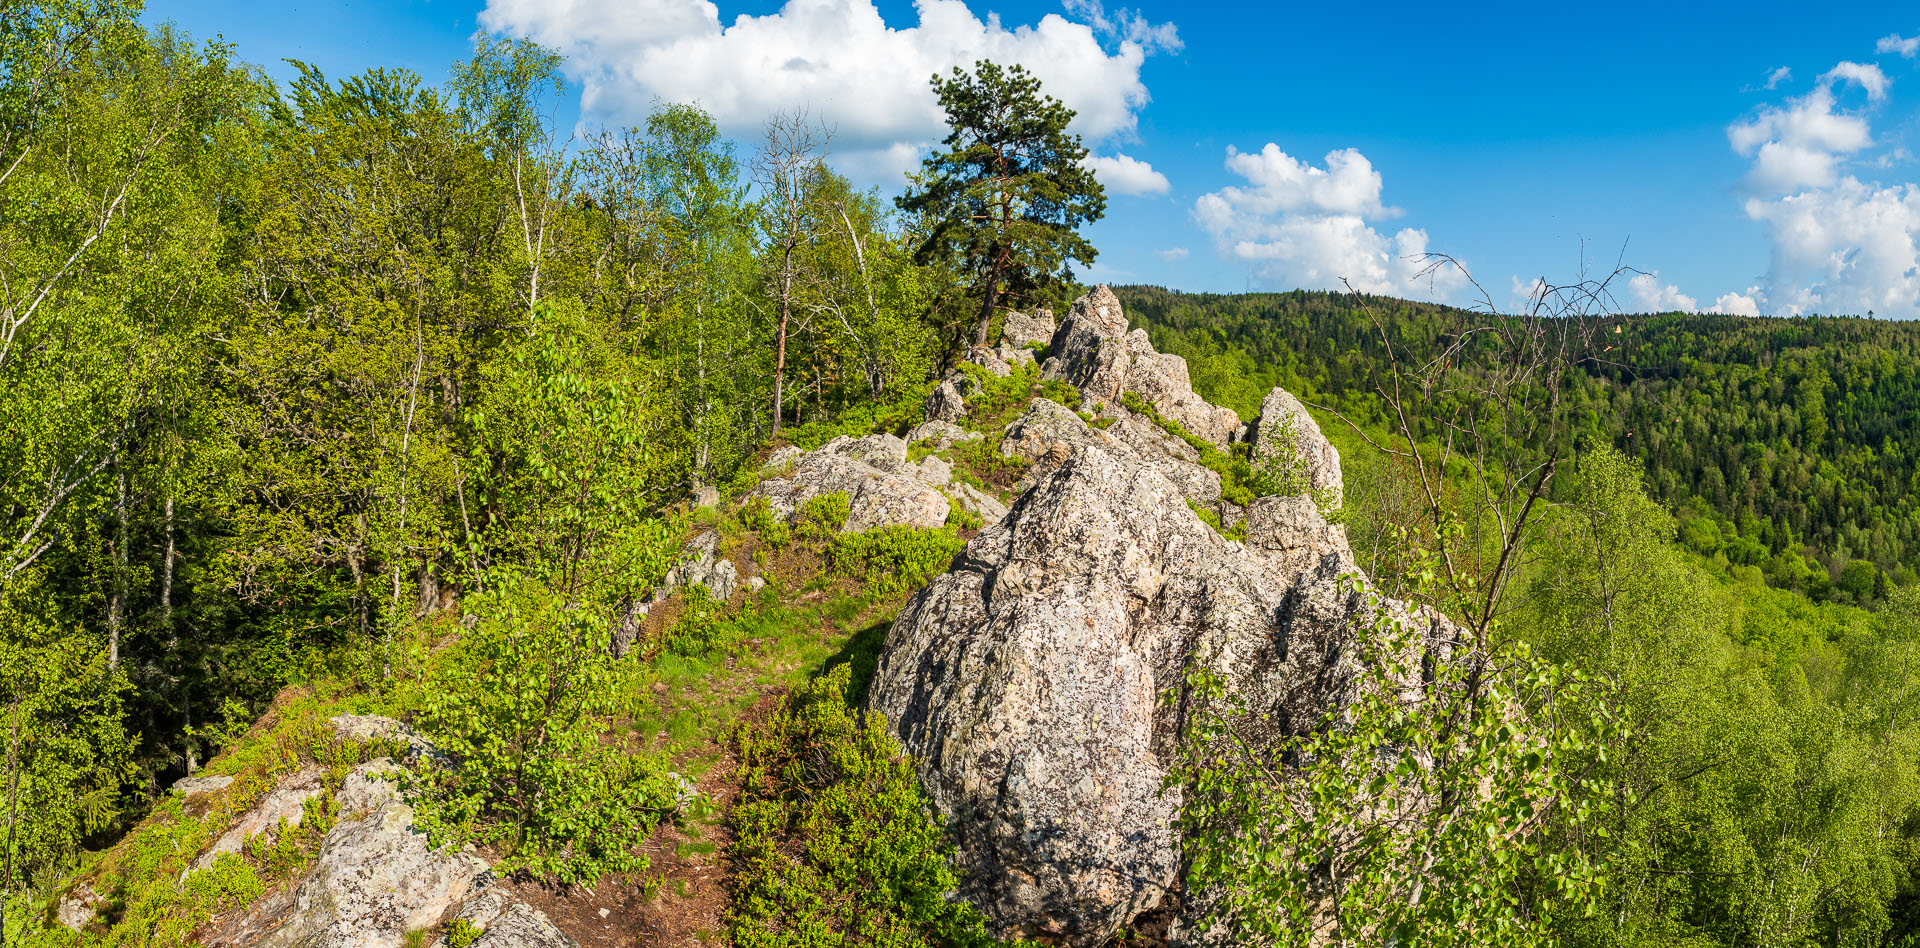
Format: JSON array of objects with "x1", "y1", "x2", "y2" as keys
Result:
[
  {"x1": 1041, "y1": 286, "x2": 1242, "y2": 447},
  {"x1": 868, "y1": 444, "x2": 1366, "y2": 944},
  {"x1": 866, "y1": 286, "x2": 1446, "y2": 945},
  {"x1": 1252, "y1": 386, "x2": 1343, "y2": 503},
  {"x1": 439, "y1": 890, "x2": 575, "y2": 948},
  {"x1": 661, "y1": 530, "x2": 739, "y2": 602},
  {"x1": 173, "y1": 774, "x2": 234, "y2": 797},
  {"x1": 193, "y1": 766, "x2": 327, "y2": 870},
  {"x1": 923, "y1": 379, "x2": 968, "y2": 423},
  {"x1": 195, "y1": 722, "x2": 575, "y2": 948},
  {"x1": 747, "y1": 433, "x2": 951, "y2": 532},
  {"x1": 904, "y1": 419, "x2": 979, "y2": 449},
  {"x1": 219, "y1": 761, "x2": 491, "y2": 948},
  {"x1": 999, "y1": 398, "x2": 1221, "y2": 505}
]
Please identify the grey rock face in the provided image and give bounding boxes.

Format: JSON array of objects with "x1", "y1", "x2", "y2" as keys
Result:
[
  {"x1": 219, "y1": 760, "x2": 491, "y2": 948},
  {"x1": 172, "y1": 773, "x2": 234, "y2": 797},
  {"x1": 193, "y1": 765, "x2": 327, "y2": 870},
  {"x1": 1251, "y1": 386, "x2": 1343, "y2": 504},
  {"x1": 924, "y1": 379, "x2": 968, "y2": 423},
  {"x1": 1042, "y1": 287, "x2": 1241, "y2": 448},
  {"x1": 747, "y1": 434, "x2": 951, "y2": 532},
  {"x1": 1000, "y1": 308, "x2": 1057, "y2": 350},
  {"x1": 691, "y1": 485, "x2": 721, "y2": 509},
  {"x1": 55, "y1": 886, "x2": 102, "y2": 931},
  {"x1": 440, "y1": 890, "x2": 577, "y2": 948},
  {"x1": 867, "y1": 444, "x2": 1363, "y2": 945},
  {"x1": 904, "y1": 419, "x2": 980, "y2": 448},
  {"x1": 915, "y1": 455, "x2": 953, "y2": 487},
  {"x1": 660, "y1": 530, "x2": 739, "y2": 602},
  {"x1": 999, "y1": 399, "x2": 1220, "y2": 506},
  {"x1": 948, "y1": 482, "x2": 1009, "y2": 524},
  {"x1": 967, "y1": 346, "x2": 1014, "y2": 378}
]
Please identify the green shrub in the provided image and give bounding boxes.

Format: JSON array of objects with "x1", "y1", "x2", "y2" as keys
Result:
[
  {"x1": 665, "y1": 584, "x2": 727, "y2": 657},
  {"x1": 951, "y1": 436, "x2": 1030, "y2": 487},
  {"x1": 781, "y1": 385, "x2": 933, "y2": 450},
  {"x1": 727, "y1": 665, "x2": 1007, "y2": 948},
  {"x1": 946, "y1": 504, "x2": 984, "y2": 531},
  {"x1": 828, "y1": 526, "x2": 966, "y2": 597},
  {"x1": 796, "y1": 492, "x2": 852, "y2": 544},
  {"x1": 447, "y1": 918, "x2": 484, "y2": 948},
  {"x1": 413, "y1": 575, "x2": 676, "y2": 884}
]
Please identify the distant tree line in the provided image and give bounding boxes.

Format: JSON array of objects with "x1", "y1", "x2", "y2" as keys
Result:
[{"x1": 1117, "y1": 285, "x2": 1920, "y2": 606}]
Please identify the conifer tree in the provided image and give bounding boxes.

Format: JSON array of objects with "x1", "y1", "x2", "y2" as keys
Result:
[{"x1": 898, "y1": 61, "x2": 1105, "y2": 349}]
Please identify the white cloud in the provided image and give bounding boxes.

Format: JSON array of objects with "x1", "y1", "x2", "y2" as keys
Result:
[
  {"x1": 1878, "y1": 32, "x2": 1919, "y2": 57},
  {"x1": 1728, "y1": 56, "x2": 1920, "y2": 316},
  {"x1": 1082, "y1": 152, "x2": 1169, "y2": 195},
  {"x1": 1627, "y1": 272, "x2": 1699, "y2": 312},
  {"x1": 1823, "y1": 61, "x2": 1891, "y2": 102},
  {"x1": 1154, "y1": 246, "x2": 1189, "y2": 262},
  {"x1": 1194, "y1": 145, "x2": 1461, "y2": 299},
  {"x1": 1743, "y1": 178, "x2": 1920, "y2": 314},
  {"x1": 1728, "y1": 64, "x2": 1883, "y2": 192},
  {"x1": 1764, "y1": 66, "x2": 1793, "y2": 89},
  {"x1": 480, "y1": 0, "x2": 1177, "y2": 180},
  {"x1": 1062, "y1": 0, "x2": 1181, "y2": 54},
  {"x1": 1708, "y1": 289, "x2": 1762, "y2": 317}
]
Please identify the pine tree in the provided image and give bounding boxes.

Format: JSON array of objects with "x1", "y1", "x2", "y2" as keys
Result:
[{"x1": 898, "y1": 61, "x2": 1105, "y2": 350}]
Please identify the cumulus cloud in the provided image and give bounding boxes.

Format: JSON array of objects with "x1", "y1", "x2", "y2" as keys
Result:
[
  {"x1": 1627, "y1": 272, "x2": 1699, "y2": 312},
  {"x1": 1727, "y1": 55, "x2": 1920, "y2": 316},
  {"x1": 1878, "y1": 32, "x2": 1919, "y2": 57},
  {"x1": 480, "y1": 0, "x2": 1177, "y2": 180},
  {"x1": 1082, "y1": 152, "x2": 1169, "y2": 195},
  {"x1": 1154, "y1": 246, "x2": 1189, "y2": 262},
  {"x1": 1728, "y1": 63, "x2": 1883, "y2": 192},
  {"x1": 1764, "y1": 66, "x2": 1793, "y2": 89},
  {"x1": 1708, "y1": 289, "x2": 1762, "y2": 317},
  {"x1": 1193, "y1": 145, "x2": 1461, "y2": 299}
]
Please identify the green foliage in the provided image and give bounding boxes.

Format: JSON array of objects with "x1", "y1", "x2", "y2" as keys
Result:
[
  {"x1": 413, "y1": 575, "x2": 675, "y2": 884},
  {"x1": 1173, "y1": 569, "x2": 1621, "y2": 948},
  {"x1": 828, "y1": 526, "x2": 966, "y2": 597},
  {"x1": 1517, "y1": 446, "x2": 1920, "y2": 948},
  {"x1": 727, "y1": 664, "x2": 1007, "y2": 948},
  {"x1": 899, "y1": 61, "x2": 1105, "y2": 348},
  {"x1": 796, "y1": 493, "x2": 853, "y2": 545},
  {"x1": 1117, "y1": 284, "x2": 1920, "y2": 599},
  {"x1": 468, "y1": 301, "x2": 679, "y2": 604},
  {"x1": 446, "y1": 917, "x2": 483, "y2": 948},
  {"x1": 1121, "y1": 391, "x2": 1313, "y2": 510}
]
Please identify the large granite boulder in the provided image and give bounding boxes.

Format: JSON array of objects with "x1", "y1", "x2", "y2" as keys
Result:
[
  {"x1": 867, "y1": 442, "x2": 1375, "y2": 944},
  {"x1": 747, "y1": 433, "x2": 951, "y2": 532},
  {"x1": 1251, "y1": 386, "x2": 1344, "y2": 504},
  {"x1": 1042, "y1": 287, "x2": 1242, "y2": 447}
]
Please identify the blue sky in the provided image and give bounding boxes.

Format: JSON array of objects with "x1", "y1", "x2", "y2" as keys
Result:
[{"x1": 148, "y1": 0, "x2": 1920, "y2": 316}]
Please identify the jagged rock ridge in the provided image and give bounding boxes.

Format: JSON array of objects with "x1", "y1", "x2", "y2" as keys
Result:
[{"x1": 866, "y1": 286, "x2": 1444, "y2": 945}]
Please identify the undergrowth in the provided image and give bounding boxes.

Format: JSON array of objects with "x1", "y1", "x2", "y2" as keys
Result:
[{"x1": 727, "y1": 665, "x2": 1012, "y2": 948}]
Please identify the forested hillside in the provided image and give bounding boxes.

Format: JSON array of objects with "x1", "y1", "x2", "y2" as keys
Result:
[
  {"x1": 6, "y1": 5, "x2": 1920, "y2": 948},
  {"x1": 1117, "y1": 285, "x2": 1920, "y2": 603}
]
